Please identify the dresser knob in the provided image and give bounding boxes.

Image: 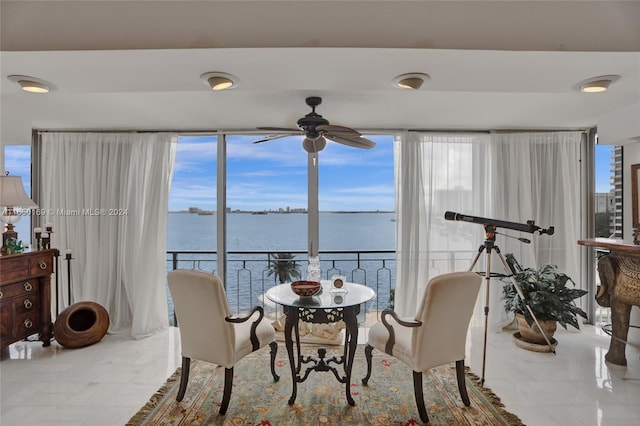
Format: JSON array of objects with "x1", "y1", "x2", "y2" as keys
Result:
[
  {"x1": 0, "y1": 291, "x2": 3, "y2": 300},
  {"x1": 39, "y1": 261, "x2": 47, "y2": 270},
  {"x1": 24, "y1": 319, "x2": 33, "y2": 329},
  {"x1": 24, "y1": 299, "x2": 33, "y2": 309},
  {"x1": 24, "y1": 282, "x2": 33, "y2": 292}
]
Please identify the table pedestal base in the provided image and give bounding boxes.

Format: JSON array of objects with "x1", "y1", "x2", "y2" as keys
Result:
[{"x1": 284, "y1": 305, "x2": 359, "y2": 406}]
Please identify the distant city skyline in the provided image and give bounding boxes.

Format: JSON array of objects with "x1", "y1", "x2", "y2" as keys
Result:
[{"x1": 2, "y1": 138, "x2": 616, "y2": 214}]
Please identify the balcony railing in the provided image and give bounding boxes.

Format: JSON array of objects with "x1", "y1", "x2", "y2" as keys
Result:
[{"x1": 166, "y1": 249, "x2": 477, "y2": 325}]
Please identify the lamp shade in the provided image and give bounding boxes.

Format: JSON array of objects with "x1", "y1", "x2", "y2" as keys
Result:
[{"x1": 0, "y1": 175, "x2": 38, "y2": 209}]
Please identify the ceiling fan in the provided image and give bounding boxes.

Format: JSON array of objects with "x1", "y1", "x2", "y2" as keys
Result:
[{"x1": 253, "y1": 96, "x2": 376, "y2": 153}]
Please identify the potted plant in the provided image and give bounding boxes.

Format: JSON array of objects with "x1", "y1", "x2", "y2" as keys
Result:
[
  {"x1": 267, "y1": 252, "x2": 301, "y2": 284},
  {"x1": 501, "y1": 253, "x2": 588, "y2": 345}
]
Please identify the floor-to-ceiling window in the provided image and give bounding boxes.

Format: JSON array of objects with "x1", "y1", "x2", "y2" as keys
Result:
[
  {"x1": 593, "y1": 142, "x2": 620, "y2": 324},
  {"x1": 166, "y1": 133, "x2": 395, "y2": 316},
  {"x1": 2, "y1": 144, "x2": 32, "y2": 245},
  {"x1": 167, "y1": 135, "x2": 217, "y2": 255}
]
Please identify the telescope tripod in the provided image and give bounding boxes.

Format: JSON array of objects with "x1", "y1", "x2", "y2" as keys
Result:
[{"x1": 469, "y1": 225, "x2": 555, "y2": 385}]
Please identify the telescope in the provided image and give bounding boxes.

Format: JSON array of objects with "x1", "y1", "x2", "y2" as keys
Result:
[{"x1": 444, "y1": 211, "x2": 554, "y2": 235}]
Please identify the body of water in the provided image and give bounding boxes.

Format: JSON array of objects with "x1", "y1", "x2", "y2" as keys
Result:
[
  {"x1": 167, "y1": 211, "x2": 397, "y2": 315},
  {"x1": 168, "y1": 211, "x2": 396, "y2": 252}
]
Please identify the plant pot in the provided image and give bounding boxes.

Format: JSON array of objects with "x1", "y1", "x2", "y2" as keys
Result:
[
  {"x1": 515, "y1": 313, "x2": 556, "y2": 345},
  {"x1": 53, "y1": 301, "x2": 109, "y2": 349}
]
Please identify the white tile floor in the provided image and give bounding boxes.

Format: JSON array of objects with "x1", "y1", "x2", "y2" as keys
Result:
[{"x1": 1, "y1": 324, "x2": 639, "y2": 426}]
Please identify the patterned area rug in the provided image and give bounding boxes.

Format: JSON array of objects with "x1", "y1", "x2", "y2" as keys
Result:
[{"x1": 128, "y1": 345, "x2": 523, "y2": 425}]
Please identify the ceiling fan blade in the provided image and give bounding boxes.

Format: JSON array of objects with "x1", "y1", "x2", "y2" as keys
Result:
[
  {"x1": 252, "y1": 134, "x2": 291, "y2": 144},
  {"x1": 316, "y1": 124, "x2": 361, "y2": 136},
  {"x1": 257, "y1": 126, "x2": 301, "y2": 133},
  {"x1": 324, "y1": 133, "x2": 376, "y2": 149}
]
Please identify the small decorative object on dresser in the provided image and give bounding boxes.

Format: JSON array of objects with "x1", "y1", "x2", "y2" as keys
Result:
[{"x1": 0, "y1": 249, "x2": 58, "y2": 349}]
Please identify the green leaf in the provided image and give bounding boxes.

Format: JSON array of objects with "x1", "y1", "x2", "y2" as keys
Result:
[{"x1": 500, "y1": 253, "x2": 588, "y2": 330}]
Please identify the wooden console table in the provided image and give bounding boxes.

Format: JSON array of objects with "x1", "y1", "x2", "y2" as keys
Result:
[
  {"x1": 578, "y1": 238, "x2": 640, "y2": 365},
  {"x1": 1, "y1": 249, "x2": 58, "y2": 350}
]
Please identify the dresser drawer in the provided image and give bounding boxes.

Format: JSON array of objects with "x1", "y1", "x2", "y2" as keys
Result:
[
  {"x1": 0, "y1": 280, "x2": 38, "y2": 300},
  {"x1": 14, "y1": 293, "x2": 39, "y2": 315},
  {"x1": 29, "y1": 254, "x2": 54, "y2": 275},
  {"x1": 0, "y1": 257, "x2": 30, "y2": 283},
  {"x1": 0, "y1": 256, "x2": 29, "y2": 273},
  {"x1": 0, "y1": 303, "x2": 13, "y2": 342},
  {"x1": 1, "y1": 250, "x2": 55, "y2": 349},
  {"x1": 0, "y1": 295, "x2": 40, "y2": 343},
  {"x1": 13, "y1": 310, "x2": 40, "y2": 340}
]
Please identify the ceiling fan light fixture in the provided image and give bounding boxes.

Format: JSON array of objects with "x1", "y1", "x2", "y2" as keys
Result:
[
  {"x1": 7, "y1": 75, "x2": 52, "y2": 93},
  {"x1": 392, "y1": 73, "x2": 430, "y2": 90},
  {"x1": 200, "y1": 72, "x2": 237, "y2": 91},
  {"x1": 577, "y1": 75, "x2": 620, "y2": 93},
  {"x1": 303, "y1": 137, "x2": 327, "y2": 153}
]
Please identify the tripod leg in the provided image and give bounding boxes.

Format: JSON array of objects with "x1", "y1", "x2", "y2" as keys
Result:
[
  {"x1": 495, "y1": 248, "x2": 556, "y2": 354},
  {"x1": 480, "y1": 251, "x2": 492, "y2": 385},
  {"x1": 468, "y1": 244, "x2": 489, "y2": 384},
  {"x1": 468, "y1": 245, "x2": 485, "y2": 272}
]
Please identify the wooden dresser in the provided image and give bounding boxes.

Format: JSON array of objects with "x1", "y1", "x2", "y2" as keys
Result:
[{"x1": 1, "y1": 249, "x2": 58, "y2": 350}]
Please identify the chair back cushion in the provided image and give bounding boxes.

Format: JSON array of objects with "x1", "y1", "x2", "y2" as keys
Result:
[
  {"x1": 168, "y1": 269, "x2": 235, "y2": 366},
  {"x1": 412, "y1": 271, "x2": 481, "y2": 371}
]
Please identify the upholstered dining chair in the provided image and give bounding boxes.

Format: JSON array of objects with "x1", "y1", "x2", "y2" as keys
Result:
[
  {"x1": 362, "y1": 271, "x2": 482, "y2": 423},
  {"x1": 167, "y1": 269, "x2": 279, "y2": 415}
]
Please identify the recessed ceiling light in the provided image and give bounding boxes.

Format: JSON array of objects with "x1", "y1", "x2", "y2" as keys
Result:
[
  {"x1": 577, "y1": 75, "x2": 621, "y2": 93},
  {"x1": 200, "y1": 72, "x2": 237, "y2": 91},
  {"x1": 392, "y1": 73, "x2": 430, "y2": 90},
  {"x1": 7, "y1": 75, "x2": 52, "y2": 93}
]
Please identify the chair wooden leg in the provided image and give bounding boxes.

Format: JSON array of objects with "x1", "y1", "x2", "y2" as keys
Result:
[
  {"x1": 219, "y1": 367, "x2": 234, "y2": 415},
  {"x1": 361, "y1": 344, "x2": 374, "y2": 385},
  {"x1": 176, "y1": 356, "x2": 190, "y2": 402},
  {"x1": 456, "y1": 360, "x2": 471, "y2": 406},
  {"x1": 413, "y1": 371, "x2": 430, "y2": 423},
  {"x1": 269, "y1": 341, "x2": 280, "y2": 382}
]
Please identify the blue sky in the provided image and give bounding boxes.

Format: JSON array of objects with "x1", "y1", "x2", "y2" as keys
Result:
[
  {"x1": 595, "y1": 144, "x2": 614, "y2": 192},
  {"x1": 3, "y1": 138, "x2": 614, "y2": 213},
  {"x1": 169, "y1": 134, "x2": 396, "y2": 212}
]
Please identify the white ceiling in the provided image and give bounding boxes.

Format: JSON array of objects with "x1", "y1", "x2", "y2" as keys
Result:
[{"x1": 2, "y1": 1, "x2": 639, "y2": 145}]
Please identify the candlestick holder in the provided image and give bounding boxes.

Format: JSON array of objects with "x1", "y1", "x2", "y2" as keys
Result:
[
  {"x1": 34, "y1": 229, "x2": 42, "y2": 250},
  {"x1": 41, "y1": 233, "x2": 50, "y2": 250},
  {"x1": 65, "y1": 252, "x2": 74, "y2": 306}
]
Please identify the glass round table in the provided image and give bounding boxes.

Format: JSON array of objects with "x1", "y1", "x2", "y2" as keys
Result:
[{"x1": 265, "y1": 280, "x2": 375, "y2": 406}]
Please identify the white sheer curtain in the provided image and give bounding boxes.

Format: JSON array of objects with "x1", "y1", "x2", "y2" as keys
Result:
[
  {"x1": 38, "y1": 132, "x2": 177, "y2": 338},
  {"x1": 394, "y1": 132, "x2": 491, "y2": 318},
  {"x1": 394, "y1": 130, "x2": 587, "y2": 331},
  {"x1": 488, "y1": 131, "x2": 587, "y2": 328}
]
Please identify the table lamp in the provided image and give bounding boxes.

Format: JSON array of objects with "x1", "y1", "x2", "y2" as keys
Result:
[{"x1": 0, "y1": 173, "x2": 38, "y2": 254}]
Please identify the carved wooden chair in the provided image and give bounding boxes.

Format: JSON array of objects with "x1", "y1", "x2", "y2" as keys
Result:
[
  {"x1": 168, "y1": 269, "x2": 279, "y2": 415},
  {"x1": 362, "y1": 271, "x2": 482, "y2": 423}
]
